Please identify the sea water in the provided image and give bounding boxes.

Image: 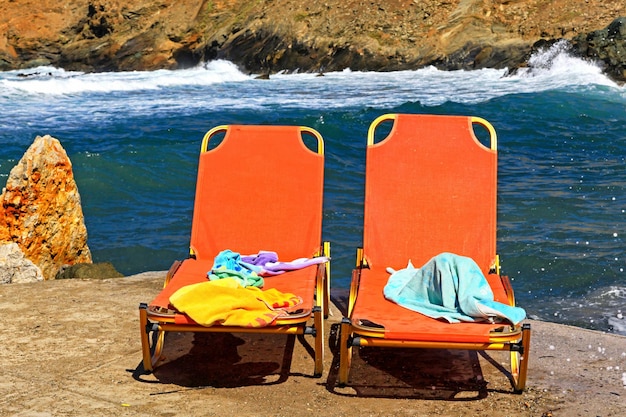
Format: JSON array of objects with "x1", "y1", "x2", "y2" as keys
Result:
[{"x1": 1, "y1": 43, "x2": 625, "y2": 334}]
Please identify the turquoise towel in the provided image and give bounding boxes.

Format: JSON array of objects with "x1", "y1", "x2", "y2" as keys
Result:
[
  {"x1": 209, "y1": 249, "x2": 264, "y2": 288},
  {"x1": 383, "y1": 253, "x2": 526, "y2": 325}
]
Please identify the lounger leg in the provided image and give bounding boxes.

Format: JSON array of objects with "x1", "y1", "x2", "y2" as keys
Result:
[
  {"x1": 512, "y1": 323, "x2": 531, "y2": 392},
  {"x1": 324, "y1": 281, "x2": 330, "y2": 318},
  {"x1": 139, "y1": 303, "x2": 166, "y2": 372},
  {"x1": 151, "y1": 327, "x2": 166, "y2": 369},
  {"x1": 313, "y1": 306, "x2": 324, "y2": 377},
  {"x1": 511, "y1": 323, "x2": 531, "y2": 392},
  {"x1": 139, "y1": 304, "x2": 154, "y2": 372},
  {"x1": 337, "y1": 318, "x2": 353, "y2": 386}
]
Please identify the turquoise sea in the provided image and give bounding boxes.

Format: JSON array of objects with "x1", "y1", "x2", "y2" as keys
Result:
[{"x1": 1, "y1": 43, "x2": 625, "y2": 334}]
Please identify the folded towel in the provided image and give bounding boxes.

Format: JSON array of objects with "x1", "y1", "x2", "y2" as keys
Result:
[
  {"x1": 169, "y1": 277, "x2": 303, "y2": 328},
  {"x1": 383, "y1": 253, "x2": 526, "y2": 325}
]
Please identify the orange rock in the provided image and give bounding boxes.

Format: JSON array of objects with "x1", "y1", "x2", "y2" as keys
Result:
[{"x1": 0, "y1": 135, "x2": 92, "y2": 280}]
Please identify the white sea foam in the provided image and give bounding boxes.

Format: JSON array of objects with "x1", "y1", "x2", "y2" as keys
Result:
[
  {"x1": 0, "y1": 60, "x2": 250, "y2": 95},
  {"x1": 513, "y1": 40, "x2": 611, "y2": 85},
  {"x1": 592, "y1": 286, "x2": 626, "y2": 335},
  {"x1": 0, "y1": 43, "x2": 621, "y2": 109}
]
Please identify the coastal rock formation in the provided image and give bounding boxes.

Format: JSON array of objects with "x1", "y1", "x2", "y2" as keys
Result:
[
  {"x1": 0, "y1": 242, "x2": 44, "y2": 284},
  {"x1": 56, "y1": 262, "x2": 123, "y2": 279},
  {"x1": 572, "y1": 17, "x2": 626, "y2": 82},
  {"x1": 0, "y1": 135, "x2": 92, "y2": 280},
  {"x1": 0, "y1": 1, "x2": 624, "y2": 81}
]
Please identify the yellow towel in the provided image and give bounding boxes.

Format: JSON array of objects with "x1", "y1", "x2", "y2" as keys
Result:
[{"x1": 169, "y1": 278, "x2": 303, "y2": 327}]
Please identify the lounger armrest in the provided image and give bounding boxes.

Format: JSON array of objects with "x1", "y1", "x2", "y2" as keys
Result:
[
  {"x1": 163, "y1": 260, "x2": 183, "y2": 289},
  {"x1": 315, "y1": 252, "x2": 328, "y2": 308},
  {"x1": 347, "y1": 267, "x2": 362, "y2": 317},
  {"x1": 501, "y1": 274, "x2": 516, "y2": 306},
  {"x1": 347, "y1": 247, "x2": 368, "y2": 317}
]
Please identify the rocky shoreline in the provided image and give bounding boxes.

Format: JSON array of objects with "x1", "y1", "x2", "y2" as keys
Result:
[{"x1": 1, "y1": 1, "x2": 625, "y2": 83}]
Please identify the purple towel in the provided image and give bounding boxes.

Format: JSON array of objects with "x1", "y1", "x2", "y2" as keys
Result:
[
  {"x1": 242, "y1": 251, "x2": 329, "y2": 276},
  {"x1": 241, "y1": 251, "x2": 279, "y2": 267}
]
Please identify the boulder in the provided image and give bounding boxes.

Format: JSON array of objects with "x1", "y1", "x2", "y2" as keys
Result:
[
  {"x1": 0, "y1": 135, "x2": 92, "y2": 280},
  {"x1": 0, "y1": 242, "x2": 44, "y2": 284},
  {"x1": 55, "y1": 262, "x2": 123, "y2": 279},
  {"x1": 572, "y1": 17, "x2": 626, "y2": 83}
]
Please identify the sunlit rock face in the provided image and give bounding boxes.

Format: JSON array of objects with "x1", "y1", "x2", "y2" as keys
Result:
[
  {"x1": 0, "y1": 242, "x2": 44, "y2": 284},
  {"x1": 0, "y1": 1, "x2": 624, "y2": 82},
  {"x1": 0, "y1": 135, "x2": 92, "y2": 280}
]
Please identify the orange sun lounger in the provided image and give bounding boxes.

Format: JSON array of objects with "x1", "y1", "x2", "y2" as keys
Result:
[
  {"x1": 139, "y1": 125, "x2": 330, "y2": 377},
  {"x1": 338, "y1": 114, "x2": 531, "y2": 392}
]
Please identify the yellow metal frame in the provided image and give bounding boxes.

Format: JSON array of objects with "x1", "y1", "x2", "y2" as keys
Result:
[
  {"x1": 201, "y1": 125, "x2": 228, "y2": 151},
  {"x1": 202, "y1": 125, "x2": 325, "y2": 155},
  {"x1": 367, "y1": 114, "x2": 396, "y2": 146},
  {"x1": 367, "y1": 114, "x2": 497, "y2": 151},
  {"x1": 140, "y1": 241, "x2": 330, "y2": 377},
  {"x1": 470, "y1": 116, "x2": 498, "y2": 151}
]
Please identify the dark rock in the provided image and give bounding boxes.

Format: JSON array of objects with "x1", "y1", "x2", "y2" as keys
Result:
[
  {"x1": 58, "y1": 39, "x2": 117, "y2": 72},
  {"x1": 503, "y1": 39, "x2": 566, "y2": 77},
  {"x1": 572, "y1": 17, "x2": 626, "y2": 83},
  {"x1": 434, "y1": 41, "x2": 533, "y2": 71},
  {"x1": 172, "y1": 46, "x2": 202, "y2": 69},
  {"x1": 55, "y1": 262, "x2": 123, "y2": 279}
]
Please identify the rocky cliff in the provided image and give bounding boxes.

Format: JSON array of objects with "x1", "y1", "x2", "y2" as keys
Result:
[
  {"x1": 0, "y1": 135, "x2": 92, "y2": 280},
  {"x1": 1, "y1": 0, "x2": 625, "y2": 81}
]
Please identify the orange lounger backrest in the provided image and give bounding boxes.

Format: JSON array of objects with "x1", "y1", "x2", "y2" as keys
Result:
[
  {"x1": 363, "y1": 114, "x2": 497, "y2": 274},
  {"x1": 189, "y1": 125, "x2": 324, "y2": 261}
]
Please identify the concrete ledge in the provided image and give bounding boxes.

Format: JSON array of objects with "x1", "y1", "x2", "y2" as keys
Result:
[{"x1": 0, "y1": 273, "x2": 624, "y2": 416}]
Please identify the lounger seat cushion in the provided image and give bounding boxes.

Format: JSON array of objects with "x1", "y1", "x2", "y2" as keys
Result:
[
  {"x1": 149, "y1": 258, "x2": 317, "y2": 324},
  {"x1": 351, "y1": 266, "x2": 512, "y2": 343}
]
